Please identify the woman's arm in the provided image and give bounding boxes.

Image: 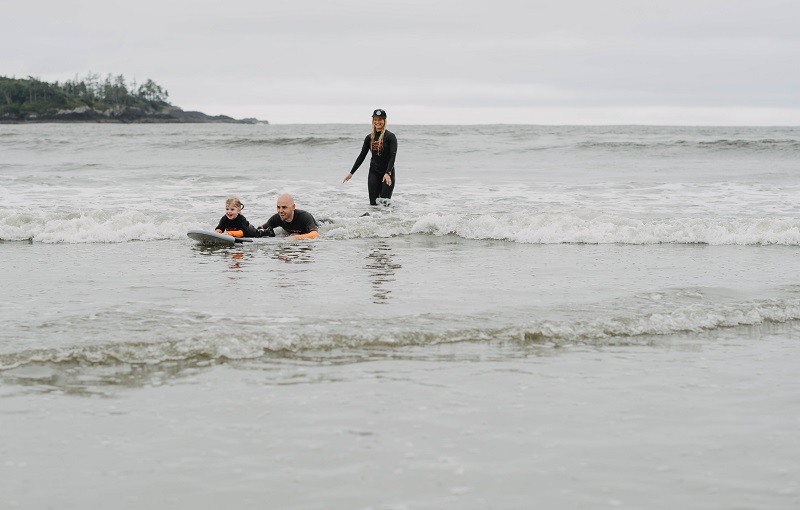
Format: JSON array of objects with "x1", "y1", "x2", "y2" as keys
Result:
[{"x1": 343, "y1": 136, "x2": 371, "y2": 182}]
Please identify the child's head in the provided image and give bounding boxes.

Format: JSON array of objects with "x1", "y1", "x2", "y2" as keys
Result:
[{"x1": 225, "y1": 197, "x2": 244, "y2": 219}]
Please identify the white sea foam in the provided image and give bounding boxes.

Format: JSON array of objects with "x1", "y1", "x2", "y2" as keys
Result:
[
  {"x1": 2, "y1": 297, "x2": 799, "y2": 370},
  {"x1": 4, "y1": 207, "x2": 800, "y2": 245},
  {"x1": 325, "y1": 212, "x2": 800, "y2": 245},
  {"x1": 0, "y1": 210, "x2": 203, "y2": 243},
  {"x1": 520, "y1": 299, "x2": 800, "y2": 344}
]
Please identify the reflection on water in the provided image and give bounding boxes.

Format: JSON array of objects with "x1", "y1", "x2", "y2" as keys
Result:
[
  {"x1": 273, "y1": 243, "x2": 314, "y2": 265},
  {"x1": 365, "y1": 241, "x2": 402, "y2": 304},
  {"x1": 191, "y1": 242, "x2": 314, "y2": 267},
  {"x1": 228, "y1": 251, "x2": 245, "y2": 271},
  {"x1": 192, "y1": 245, "x2": 251, "y2": 274},
  {"x1": 271, "y1": 243, "x2": 315, "y2": 288},
  {"x1": 189, "y1": 242, "x2": 315, "y2": 287}
]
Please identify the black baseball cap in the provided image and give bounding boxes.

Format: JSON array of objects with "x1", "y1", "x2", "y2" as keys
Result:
[{"x1": 372, "y1": 109, "x2": 387, "y2": 119}]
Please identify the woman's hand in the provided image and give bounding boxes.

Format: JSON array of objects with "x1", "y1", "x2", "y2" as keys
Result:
[
  {"x1": 383, "y1": 173, "x2": 392, "y2": 186},
  {"x1": 342, "y1": 173, "x2": 353, "y2": 183}
]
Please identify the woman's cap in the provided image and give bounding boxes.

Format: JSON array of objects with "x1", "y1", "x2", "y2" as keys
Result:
[{"x1": 372, "y1": 109, "x2": 387, "y2": 119}]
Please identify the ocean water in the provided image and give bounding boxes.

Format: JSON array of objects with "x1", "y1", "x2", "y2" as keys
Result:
[{"x1": 1, "y1": 123, "x2": 800, "y2": 509}]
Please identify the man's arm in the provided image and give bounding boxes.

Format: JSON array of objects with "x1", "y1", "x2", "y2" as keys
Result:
[
  {"x1": 258, "y1": 214, "x2": 280, "y2": 230},
  {"x1": 289, "y1": 212, "x2": 319, "y2": 240},
  {"x1": 291, "y1": 231, "x2": 319, "y2": 240}
]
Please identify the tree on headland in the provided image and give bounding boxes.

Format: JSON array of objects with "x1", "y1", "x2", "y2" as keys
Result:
[
  {"x1": 136, "y1": 78, "x2": 169, "y2": 104},
  {"x1": 0, "y1": 73, "x2": 173, "y2": 119},
  {"x1": 0, "y1": 73, "x2": 264, "y2": 123}
]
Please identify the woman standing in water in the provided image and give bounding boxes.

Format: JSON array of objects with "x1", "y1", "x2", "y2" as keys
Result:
[{"x1": 343, "y1": 108, "x2": 397, "y2": 206}]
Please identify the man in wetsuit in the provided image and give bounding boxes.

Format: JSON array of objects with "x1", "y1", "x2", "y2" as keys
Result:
[{"x1": 257, "y1": 193, "x2": 319, "y2": 240}]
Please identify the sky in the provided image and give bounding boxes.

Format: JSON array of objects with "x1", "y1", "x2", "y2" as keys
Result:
[{"x1": 3, "y1": 0, "x2": 799, "y2": 125}]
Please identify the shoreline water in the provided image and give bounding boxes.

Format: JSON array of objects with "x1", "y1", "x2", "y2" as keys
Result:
[
  {"x1": 3, "y1": 330, "x2": 799, "y2": 510},
  {"x1": 2, "y1": 123, "x2": 800, "y2": 508},
  {"x1": 3, "y1": 237, "x2": 800, "y2": 367}
]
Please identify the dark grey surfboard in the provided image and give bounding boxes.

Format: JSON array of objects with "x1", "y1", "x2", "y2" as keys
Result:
[{"x1": 187, "y1": 229, "x2": 273, "y2": 246}]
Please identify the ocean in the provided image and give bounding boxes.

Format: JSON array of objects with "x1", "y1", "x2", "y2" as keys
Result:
[{"x1": 1, "y1": 123, "x2": 799, "y2": 509}]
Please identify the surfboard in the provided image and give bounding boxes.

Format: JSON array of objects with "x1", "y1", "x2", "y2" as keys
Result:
[{"x1": 187, "y1": 229, "x2": 273, "y2": 246}]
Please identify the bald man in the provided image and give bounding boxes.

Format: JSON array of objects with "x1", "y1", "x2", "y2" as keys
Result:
[{"x1": 257, "y1": 193, "x2": 319, "y2": 240}]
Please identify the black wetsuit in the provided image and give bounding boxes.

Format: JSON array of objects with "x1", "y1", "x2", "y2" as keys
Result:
[
  {"x1": 349, "y1": 130, "x2": 397, "y2": 205},
  {"x1": 215, "y1": 214, "x2": 258, "y2": 236},
  {"x1": 259, "y1": 210, "x2": 319, "y2": 235}
]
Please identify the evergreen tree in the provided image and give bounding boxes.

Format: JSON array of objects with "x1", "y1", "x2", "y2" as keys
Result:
[{"x1": 0, "y1": 73, "x2": 173, "y2": 119}]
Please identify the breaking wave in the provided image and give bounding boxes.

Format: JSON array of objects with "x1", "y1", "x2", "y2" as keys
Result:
[
  {"x1": 2, "y1": 297, "x2": 799, "y2": 371},
  {"x1": 3, "y1": 209, "x2": 800, "y2": 245}
]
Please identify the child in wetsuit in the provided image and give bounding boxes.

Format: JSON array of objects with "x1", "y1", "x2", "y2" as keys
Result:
[{"x1": 215, "y1": 197, "x2": 258, "y2": 237}]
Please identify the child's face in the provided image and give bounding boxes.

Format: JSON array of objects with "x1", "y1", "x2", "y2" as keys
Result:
[{"x1": 225, "y1": 204, "x2": 241, "y2": 220}]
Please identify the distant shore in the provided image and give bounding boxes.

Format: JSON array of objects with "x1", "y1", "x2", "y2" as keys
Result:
[
  {"x1": 0, "y1": 105, "x2": 267, "y2": 124},
  {"x1": 0, "y1": 75, "x2": 267, "y2": 124}
]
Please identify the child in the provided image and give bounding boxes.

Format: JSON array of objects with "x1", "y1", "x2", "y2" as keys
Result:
[{"x1": 215, "y1": 197, "x2": 258, "y2": 237}]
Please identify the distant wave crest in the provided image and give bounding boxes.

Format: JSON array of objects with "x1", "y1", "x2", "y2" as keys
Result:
[
  {"x1": 576, "y1": 138, "x2": 800, "y2": 152},
  {"x1": 220, "y1": 136, "x2": 351, "y2": 148}
]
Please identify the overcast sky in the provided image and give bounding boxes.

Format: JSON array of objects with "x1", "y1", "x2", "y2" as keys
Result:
[{"x1": 4, "y1": 0, "x2": 799, "y2": 124}]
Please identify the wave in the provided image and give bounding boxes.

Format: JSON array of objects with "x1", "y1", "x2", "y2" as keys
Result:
[
  {"x1": 696, "y1": 139, "x2": 800, "y2": 151},
  {"x1": 326, "y1": 213, "x2": 800, "y2": 246},
  {"x1": 0, "y1": 210, "x2": 201, "y2": 243},
  {"x1": 4, "y1": 210, "x2": 800, "y2": 245},
  {"x1": 2, "y1": 297, "x2": 799, "y2": 371},
  {"x1": 183, "y1": 130, "x2": 773, "y2": 153},
  {"x1": 222, "y1": 136, "x2": 352, "y2": 148},
  {"x1": 575, "y1": 139, "x2": 800, "y2": 152}
]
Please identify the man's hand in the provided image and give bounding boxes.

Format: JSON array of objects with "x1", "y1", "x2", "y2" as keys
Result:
[{"x1": 257, "y1": 226, "x2": 275, "y2": 238}]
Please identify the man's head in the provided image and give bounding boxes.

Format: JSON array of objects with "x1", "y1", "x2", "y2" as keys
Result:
[{"x1": 276, "y1": 193, "x2": 295, "y2": 222}]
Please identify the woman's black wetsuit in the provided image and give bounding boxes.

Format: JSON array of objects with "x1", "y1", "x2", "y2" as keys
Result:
[{"x1": 349, "y1": 130, "x2": 397, "y2": 205}]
